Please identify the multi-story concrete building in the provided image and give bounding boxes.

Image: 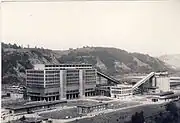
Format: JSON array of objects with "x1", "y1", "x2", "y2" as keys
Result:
[
  {"x1": 110, "y1": 84, "x2": 133, "y2": 98},
  {"x1": 26, "y1": 64, "x2": 97, "y2": 101},
  {"x1": 154, "y1": 72, "x2": 170, "y2": 92}
]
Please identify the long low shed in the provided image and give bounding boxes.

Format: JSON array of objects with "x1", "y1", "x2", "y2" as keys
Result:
[{"x1": 6, "y1": 100, "x2": 67, "y2": 115}]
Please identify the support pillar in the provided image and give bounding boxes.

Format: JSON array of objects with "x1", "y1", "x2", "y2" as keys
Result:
[
  {"x1": 79, "y1": 70, "x2": 85, "y2": 98},
  {"x1": 60, "y1": 70, "x2": 66, "y2": 100}
]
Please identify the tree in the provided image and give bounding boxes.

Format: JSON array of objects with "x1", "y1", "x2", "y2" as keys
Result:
[
  {"x1": 139, "y1": 111, "x2": 145, "y2": 123},
  {"x1": 131, "y1": 111, "x2": 145, "y2": 123}
]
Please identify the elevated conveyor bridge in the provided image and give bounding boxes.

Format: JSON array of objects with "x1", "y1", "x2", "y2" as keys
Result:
[
  {"x1": 132, "y1": 72, "x2": 155, "y2": 91},
  {"x1": 97, "y1": 71, "x2": 120, "y2": 84}
]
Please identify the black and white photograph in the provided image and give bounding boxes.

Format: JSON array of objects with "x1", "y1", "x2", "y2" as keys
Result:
[{"x1": 1, "y1": 0, "x2": 180, "y2": 123}]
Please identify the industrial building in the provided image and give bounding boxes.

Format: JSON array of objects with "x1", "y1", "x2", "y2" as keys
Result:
[
  {"x1": 95, "y1": 72, "x2": 171, "y2": 99},
  {"x1": 26, "y1": 64, "x2": 97, "y2": 101},
  {"x1": 132, "y1": 72, "x2": 170, "y2": 94},
  {"x1": 4, "y1": 101, "x2": 67, "y2": 115},
  {"x1": 26, "y1": 63, "x2": 174, "y2": 102},
  {"x1": 77, "y1": 102, "x2": 108, "y2": 114},
  {"x1": 110, "y1": 84, "x2": 133, "y2": 98}
]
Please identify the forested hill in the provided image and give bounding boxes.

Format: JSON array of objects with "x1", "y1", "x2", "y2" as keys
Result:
[{"x1": 2, "y1": 42, "x2": 172, "y2": 85}]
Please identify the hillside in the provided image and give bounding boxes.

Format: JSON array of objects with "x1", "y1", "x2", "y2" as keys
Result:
[
  {"x1": 2, "y1": 43, "x2": 171, "y2": 85},
  {"x1": 159, "y1": 54, "x2": 180, "y2": 70}
]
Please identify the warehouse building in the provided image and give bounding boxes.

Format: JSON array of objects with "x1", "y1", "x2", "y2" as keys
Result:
[
  {"x1": 77, "y1": 102, "x2": 108, "y2": 114},
  {"x1": 26, "y1": 64, "x2": 97, "y2": 101}
]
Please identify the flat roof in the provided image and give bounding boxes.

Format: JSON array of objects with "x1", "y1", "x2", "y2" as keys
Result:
[
  {"x1": 159, "y1": 91, "x2": 174, "y2": 96},
  {"x1": 77, "y1": 102, "x2": 108, "y2": 108},
  {"x1": 147, "y1": 91, "x2": 175, "y2": 97},
  {"x1": 6, "y1": 100, "x2": 67, "y2": 110},
  {"x1": 160, "y1": 93, "x2": 180, "y2": 99}
]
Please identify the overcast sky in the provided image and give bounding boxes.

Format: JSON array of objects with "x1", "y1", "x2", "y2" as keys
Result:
[{"x1": 2, "y1": 0, "x2": 180, "y2": 57}]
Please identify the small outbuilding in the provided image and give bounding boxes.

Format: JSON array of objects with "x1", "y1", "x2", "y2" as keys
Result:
[{"x1": 77, "y1": 102, "x2": 108, "y2": 114}]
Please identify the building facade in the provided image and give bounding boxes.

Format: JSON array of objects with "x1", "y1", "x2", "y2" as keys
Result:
[
  {"x1": 77, "y1": 103, "x2": 108, "y2": 114},
  {"x1": 110, "y1": 84, "x2": 133, "y2": 98},
  {"x1": 154, "y1": 72, "x2": 170, "y2": 92},
  {"x1": 26, "y1": 64, "x2": 97, "y2": 101}
]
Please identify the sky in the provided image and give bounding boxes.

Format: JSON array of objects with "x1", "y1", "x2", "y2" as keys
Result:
[{"x1": 1, "y1": 0, "x2": 180, "y2": 57}]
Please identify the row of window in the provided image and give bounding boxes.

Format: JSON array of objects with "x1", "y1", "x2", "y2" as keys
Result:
[
  {"x1": 67, "y1": 81, "x2": 79, "y2": 84},
  {"x1": 84, "y1": 74, "x2": 96, "y2": 77},
  {"x1": 45, "y1": 85, "x2": 58, "y2": 88},
  {"x1": 46, "y1": 82, "x2": 59, "y2": 84},
  {"x1": 45, "y1": 78, "x2": 60, "y2": 81},
  {"x1": 86, "y1": 82, "x2": 96, "y2": 85},
  {"x1": 85, "y1": 69, "x2": 96, "y2": 72},
  {"x1": 27, "y1": 73, "x2": 96, "y2": 78},
  {"x1": 45, "y1": 92, "x2": 59, "y2": 95},
  {"x1": 66, "y1": 76, "x2": 79, "y2": 79},
  {"x1": 27, "y1": 80, "x2": 44, "y2": 83},
  {"x1": 27, "y1": 78, "x2": 44, "y2": 81},
  {"x1": 27, "y1": 74, "x2": 44, "y2": 77},
  {"x1": 45, "y1": 64, "x2": 92, "y2": 67},
  {"x1": 66, "y1": 83, "x2": 79, "y2": 85},
  {"x1": 84, "y1": 77, "x2": 96, "y2": 80},
  {"x1": 85, "y1": 79, "x2": 96, "y2": 81},
  {"x1": 67, "y1": 90, "x2": 79, "y2": 93},
  {"x1": 67, "y1": 72, "x2": 79, "y2": 74},
  {"x1": 84, "y1": 72, "x2": 96, "y2": 74},
  {"x1": 27, "y1": 84, "x2": 44, "y2": 88},
  {"x1": 27, "y1": 77, "x2": 44, "y2": 80},
  {"x1": 27, "y1": 79, "x2": 95, "y2": 83},
  {"x1": 85, "y1": 88, "x2": 94, "y2": 91},
  {"x1": 66, "y1": 70, "x2": 79, "y2": 72},
  {"x1": 45, "y1": 71, "x2": 60, "y2": 74}
]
